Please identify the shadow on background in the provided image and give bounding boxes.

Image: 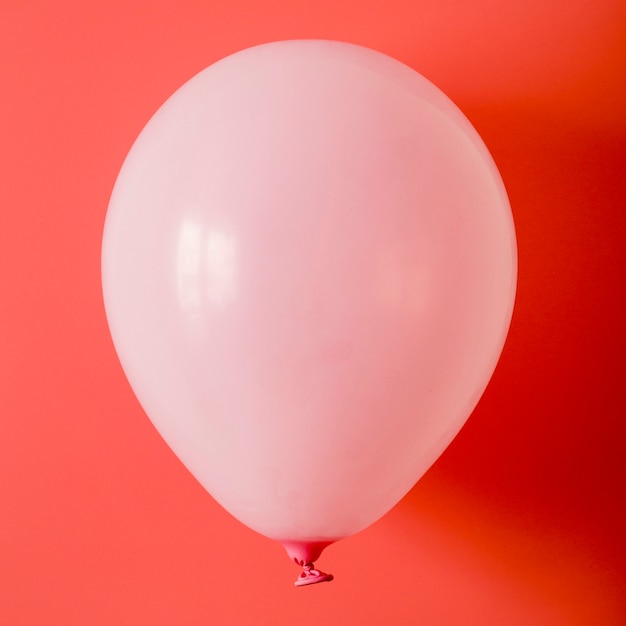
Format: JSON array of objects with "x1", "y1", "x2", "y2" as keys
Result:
[{"x1": 392, "y1": 100, "x2": 626, "y2": 624}]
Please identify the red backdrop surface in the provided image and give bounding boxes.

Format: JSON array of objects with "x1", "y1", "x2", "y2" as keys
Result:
[{"x1": 1, "y1": 1, "x2": 625, "y2": 624}]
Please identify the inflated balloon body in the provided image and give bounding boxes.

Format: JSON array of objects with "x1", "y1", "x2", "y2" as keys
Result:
[{"x1": 102, "y1": 40, "x2": 516, "y2": 586}]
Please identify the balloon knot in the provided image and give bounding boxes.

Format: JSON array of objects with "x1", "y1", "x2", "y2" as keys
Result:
[{"x1": 294, "y1": 562, "x2": 334, "y2": 587}]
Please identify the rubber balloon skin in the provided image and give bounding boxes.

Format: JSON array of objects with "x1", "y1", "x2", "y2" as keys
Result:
[{"x1": 102, "y1": 40, "x2": 517, "y2": 584}]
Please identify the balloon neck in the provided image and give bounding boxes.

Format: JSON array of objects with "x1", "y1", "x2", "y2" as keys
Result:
[
  {"x1": 281, "y1": 539, "x2": 333, "y2": 564},
  {"x1": 280, "y1": 540, "x2": 335, "y2": 587}
]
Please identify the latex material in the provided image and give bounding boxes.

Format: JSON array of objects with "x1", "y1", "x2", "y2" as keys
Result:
[
  {"x1": 102, "y1": 40, "x2": 517, "y2": 574},
  {"x1": 294, "y1": 564, "x2": 334, "y2": 587}
]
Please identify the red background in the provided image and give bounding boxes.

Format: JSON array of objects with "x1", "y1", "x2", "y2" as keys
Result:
[{"x1": 1, "y1": 1, "x2": 625, "y2": 624}]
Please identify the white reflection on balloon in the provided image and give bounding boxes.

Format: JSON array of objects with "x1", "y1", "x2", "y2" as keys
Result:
[
  {"x1": 205, "y1": 230, "x2": 237, "y2": 305},
  {"x1": 177, "y1": 218, "x2": 203, "y2": 316},
  {"x1": 177, "y1": 219, "x2": 238, "y2": 314}
]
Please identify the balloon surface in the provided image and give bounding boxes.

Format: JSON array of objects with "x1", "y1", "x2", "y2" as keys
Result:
[{"x1": 102, "y1": 40, "x2": 517, "y2": 579}]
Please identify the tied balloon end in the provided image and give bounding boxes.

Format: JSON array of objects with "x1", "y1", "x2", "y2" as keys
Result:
[
  {"x1": 294, "y1": 563, "x2": 334, "y2": 587},
  {"x1": 280, "y1": 540, "x2": 335, "y2": 587}
]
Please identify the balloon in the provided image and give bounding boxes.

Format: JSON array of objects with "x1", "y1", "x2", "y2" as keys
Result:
[{"x1": 102, "y1": 40, "x2": 516, "y2": 586}]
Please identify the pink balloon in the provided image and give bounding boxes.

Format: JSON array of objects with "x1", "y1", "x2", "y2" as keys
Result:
[{"x1": 102, "y1": 40, "x2": 516, "y2": 585}]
